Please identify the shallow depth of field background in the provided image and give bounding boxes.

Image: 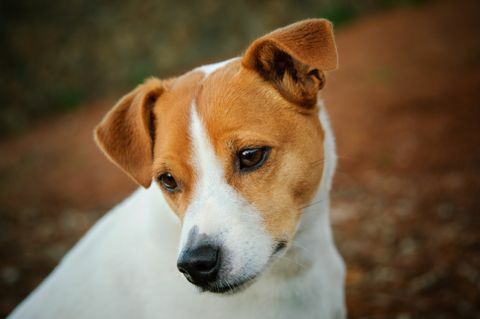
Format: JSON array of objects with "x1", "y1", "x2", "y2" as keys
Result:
[{"x1": 1, "y1": 0, "x2": 479, "y2": 318}]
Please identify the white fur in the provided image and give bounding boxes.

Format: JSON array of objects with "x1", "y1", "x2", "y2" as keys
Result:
[{"x1": 8, "y1": 62, "x2": 346, "y2": 319}]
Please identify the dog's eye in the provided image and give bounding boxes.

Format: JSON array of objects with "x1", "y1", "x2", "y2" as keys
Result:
[
  {"x1": 238, "y1": 147, "x2": 270, "y2": 172},
  {"x1": 158, "y1": 172, "x2": 178, "y2": 192}
]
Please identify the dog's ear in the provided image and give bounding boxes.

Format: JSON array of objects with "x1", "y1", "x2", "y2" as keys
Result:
[
  {"x1": 94, "y1": 78, "x2": 164, "y2": 188},
  {"x1": 242, "y1": 19, "x2": 337, "y2": 108}
]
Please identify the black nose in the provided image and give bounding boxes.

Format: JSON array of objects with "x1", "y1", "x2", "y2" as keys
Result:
[{"x1": 177, "y1": 244, "x2": 221, "y2": 286}]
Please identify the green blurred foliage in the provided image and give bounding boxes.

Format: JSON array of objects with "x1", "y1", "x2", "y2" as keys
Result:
[{"x1": 0, "y1": 0, "x2": 423, "y2": 137}]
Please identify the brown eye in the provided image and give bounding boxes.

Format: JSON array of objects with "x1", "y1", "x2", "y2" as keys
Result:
[
  {"x1": 158, "y1": 172, "x2": 178, "y2": 192},
  {"x1": 238, "y1": 147, "x2": 270, "y2": 172}
]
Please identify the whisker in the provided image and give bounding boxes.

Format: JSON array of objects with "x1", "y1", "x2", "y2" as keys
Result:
[
  {"x1": 300, "y1": 198, "x2": 326, "y2": 210},
  {"x1": 279, "y1": 255, "x2": 307, "y2": 270},
  {"x1": 290, "y1": 241, "x2": 310, "y2": 254}
]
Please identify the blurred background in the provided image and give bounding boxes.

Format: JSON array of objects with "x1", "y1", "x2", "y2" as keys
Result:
[{"x1": 0, "y1": 0, "x2": 479, "y2": 317}]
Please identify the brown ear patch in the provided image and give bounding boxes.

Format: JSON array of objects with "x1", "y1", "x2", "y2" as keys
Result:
[
  {"x1": 94, "y1": 78, "x2": 164, "y2": 188},
  {"x1": 242, "y1": 19, "x2": 337, "y2": 108}
]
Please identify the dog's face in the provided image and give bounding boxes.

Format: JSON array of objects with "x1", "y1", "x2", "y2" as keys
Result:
[{"x1": 95, "y1": 19, "x2": 337, "y2": 293}]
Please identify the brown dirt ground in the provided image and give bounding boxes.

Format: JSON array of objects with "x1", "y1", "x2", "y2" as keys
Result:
[{"x1": 1, "y1": 0, "x2": 479, "y2": 317}]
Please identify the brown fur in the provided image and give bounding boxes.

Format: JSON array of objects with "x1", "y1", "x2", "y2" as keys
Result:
[{"x1": 95, "y1": 19, "x2": 337, "y2": 239}]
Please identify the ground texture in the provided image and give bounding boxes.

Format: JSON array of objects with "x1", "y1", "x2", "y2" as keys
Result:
[{"x1": 1, "y1": 0, "x2": 479, "y2": 317}]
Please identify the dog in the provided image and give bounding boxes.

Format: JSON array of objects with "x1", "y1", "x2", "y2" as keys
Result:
[{"x1": 9, "y1": 19, "x2": 346, "y2": 319}]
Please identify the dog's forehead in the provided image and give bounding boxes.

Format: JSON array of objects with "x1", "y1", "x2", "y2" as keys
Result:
[
  {"x1": 154, "y1": 59, "x2": 240, "y2": 135},
  {"x1": 153, "y1": 57, "x2": 307, "y2": 162},
  {"x1": 150, "y1": 62, "x2": 239, "y2": 171},
  {"x1": 154, "y1": 59, "x2": 265, "y2": 148}
]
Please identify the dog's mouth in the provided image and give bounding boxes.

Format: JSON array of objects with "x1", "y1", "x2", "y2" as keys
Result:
[
  {"x1": 200, "y1": 274, "x2": 258, "y2": 294},
  {"x1": 200, "y1": 241, "x2": 289, "y2": 295},
  {"x1": 273, "y1": 240, "x2": 288, "y2": 255}
]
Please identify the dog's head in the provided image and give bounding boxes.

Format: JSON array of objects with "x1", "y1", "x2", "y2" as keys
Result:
[{"x1": 95, "y1": 19, "x2": 337, "y2": 294}]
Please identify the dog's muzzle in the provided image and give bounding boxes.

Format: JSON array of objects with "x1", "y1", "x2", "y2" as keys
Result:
[{"x1": 176, "y1": 228, "x2": 269, "y2": 294}]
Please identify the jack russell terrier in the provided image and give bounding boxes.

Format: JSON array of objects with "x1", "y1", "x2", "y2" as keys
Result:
[{"x1": 9, "y1": 19, "x2": 346, "y2": 319}]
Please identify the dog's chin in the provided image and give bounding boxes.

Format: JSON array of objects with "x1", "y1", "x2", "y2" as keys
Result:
[{"x1": 199, "y1": 274, "x2": 258, "y2": 295}]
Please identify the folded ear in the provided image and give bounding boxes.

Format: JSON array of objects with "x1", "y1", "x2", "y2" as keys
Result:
[
  {"x1": 242, "y1": 19, "x2": 338, "y2": 108},
  {"x1": 94, "y1": 78, "x2": 164, "y2": 188}
]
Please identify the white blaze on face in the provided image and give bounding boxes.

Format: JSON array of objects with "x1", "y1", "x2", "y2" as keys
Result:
[{"x1": 178, "y1": 102, "x2": 273, "y2": 278}]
